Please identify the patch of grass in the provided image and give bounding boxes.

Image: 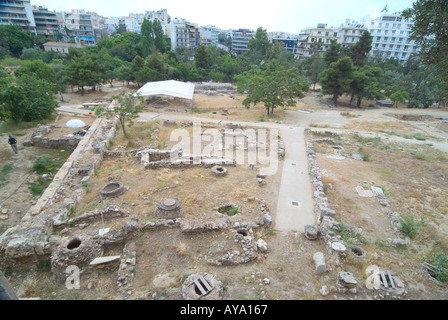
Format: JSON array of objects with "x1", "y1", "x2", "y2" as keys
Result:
[
  {"x1": 0, "y1": 163, "x2": 14, "y2": 188},
  {"x1": 414, "y1": 152, "x2": 428, "y2": 160},
  {"x1": 425, "y1": 253, "x2": 448, "y2": 283},
  {"x1": 37, "y1": 260, "x2": 52, "y2": 273},
  {"x1": 362, "y1": 153, "x2": 370, "y2": 161},
  {"x1": 413, "y1": 133, "x2": 426, "y2": 141},
  {"x1": 32, "y1": 155, "x2": 63, "y2": 174},
  {"x1": 374, "y1": 168, "x2": 396, "y2": 178},
  {"x1": 332, "y1": 221, "x2": 366, "y2": 247},
  {"x1": 398, "y1": 213, "x2": 424, "y2": 239},
  {"x1": 27, "y1": 178, "x2": 51, "y2": 197}
]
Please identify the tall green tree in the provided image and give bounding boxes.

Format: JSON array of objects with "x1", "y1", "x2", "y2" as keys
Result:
[
  {"x1": 324, "y1": 40, "x2": 342, "y2": 67},
  {"x1": 65, "y1": 53, "x2": 104, "y2": 95},
  {"x1": 95, "y1": 91, "x2": 144, "y2": 137},
  {"x1": 349, "y1": 31, "x2": 373, "y2": 67},
  {"x1": 235, "y1": 63, "x2": 305, "y2": 115},
  {"x1": 0, "y1": 25, "x2": 33, "y2": 57},
  {"x1": 247, "y1": 27, "x2": 272, "y2": 63},
  {"x1": 320, "y1": 56, "x2": 354, "y2": 106},
  {"x1": 402, "y1": 1, "x2": 448, "y2": 75},
  {"x1": 1, "y1": 74, "x2": 58, "y2": 122},
  {"x1": 14, "y1": 60, "x2": 57, "y2": 91},
  {"x1": 152, "y1": 19, "x2": 168, "y2": 53},
  {"x1": 307, "y1": 54, "x2": 325, "y2": 90},
  {"x1": 349, "y1": 66, "x2": 384, "y2": 107},
  {"x1": 402, "y1": 0, "x2": 448, "y2": 101},
  {"x1": 140, "y1": 18, "x2": 154, "y2": 58}
]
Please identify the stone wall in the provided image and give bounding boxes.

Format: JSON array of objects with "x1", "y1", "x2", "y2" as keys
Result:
[{"x1": 0, "y1": 106, "x2": 118, "y2": 267}]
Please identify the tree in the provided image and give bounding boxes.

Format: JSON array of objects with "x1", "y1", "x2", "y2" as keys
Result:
[
  {"x1": 95, "y1": 91, "x2": 144, "y2": 137},
  {"x1": 349, "y1": 66, "x2": 384, "y2": 107},
  {"x1": 140, "y1": 18, "x2": 154, "y2": 58},
  {"x1": 402, "y1": 0, "x2": 448, "y2": 103},
  {"x1": 247, "y1": 27, "x2": 272, "y2": 63},
  {"x1": 194, "y1": 45, "x2": 211, "y2": 80},
  {"x1": 235, "y1": 63, "x2": 305, "y2": 115},
  {"x1": 402, "y1": 1, "x2": 448, "y2": 78},
  {"x1": 65, "y1": 53, "x2": 104, "y2": 95},
  {"x1": 324, "y1": 40, "x2": 342, "y2": 67},
  {"x1": 20, "y1": 47, "x2": 44, "y2": 61},
  {"x1": 152, "y1": 19, "x2": 168, "y2": 53},
  {"x1": 307, "y1": 54, "x2": 325, "y2": 90},
  {"x1": 349, "y1": 31, "x2": 372, "y2": 67},
  {"x1": 1, "y1": 74, "x2": 58, "y2": 122},
  {"x1": 0, "y1": 25, "x2": 33, "y2": 57},
  {"x1": 14, "y1": 60, "x2": 57, "y2": 91},
  {"x1": 320, "y1": 56, "x2": 354, "y2": 106},
  {"x1": 390, "y1": 90, "x2": 410, "y2": 108}
]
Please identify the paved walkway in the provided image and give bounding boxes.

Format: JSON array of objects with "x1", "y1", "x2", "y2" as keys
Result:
[
  {"x1": 274, "y1": 126, "x2": 315, "y2": 232},
  {"x1": 57, "y1": 107, "x2": 317, "y2": 233}
]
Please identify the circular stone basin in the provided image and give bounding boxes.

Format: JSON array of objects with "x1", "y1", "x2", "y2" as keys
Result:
[
  {"x1": 211, "y1": 165, "x2": 227, "y2": 177},
  {"x1": 67, "y1": 237, "x2": 82, "y2": 250},
  {"x1": 349, "y1": 246, "x2": 367, "y2": 259},
  {"x1": 100, "y1": 181, "x2": 125, "y2": 198},
  {"x1": 156, "y1": 198, "x2": 182, "y2": 219}
]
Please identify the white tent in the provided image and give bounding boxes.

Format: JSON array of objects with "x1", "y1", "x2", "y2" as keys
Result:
[
  {"x1": 135, "y1": 80, "x2": 195, "y2": 108},
  {"x1": 66, "y1": 119, "x2": 86, "y2": 128}
]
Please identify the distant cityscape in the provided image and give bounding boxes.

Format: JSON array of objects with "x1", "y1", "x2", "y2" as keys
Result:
[{"x1": 0, "y1": 0, "x2": 417, "y2": 61}]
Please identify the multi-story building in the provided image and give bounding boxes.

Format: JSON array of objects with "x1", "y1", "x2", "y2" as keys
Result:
[
  {"x1": 199, "y1": 25, "x2": 219, "y2": 47},
  {"x1": 64, "y1": 9, "x2": 97, "y2": 45},
  {"x1": 339, "y1": 19, "x2": 366, "y2": 49},
  {"x1": 32, "y1": 5, "x2": 58, "y2": 37},
  {"x1": 296, "y1": 23, "x2": 339, "y2": 59},
  {"x1": 270, "y1": 32, "x2": 300, "y2": 55},
  {"x1": 231, "y1": 28, "x2": 255, "y2": 55},
  {"x1": 170, "y1": 18, "x2": 200, "y2": 52},
  {"x1": 364, "y1": 11, "x2": 418, "y2": 62},
  {"x1": 0, "y1": 0, "x2": 36, "y2": 34}
]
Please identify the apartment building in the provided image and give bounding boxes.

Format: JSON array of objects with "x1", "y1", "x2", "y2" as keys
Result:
[
  {"x1": 231, "y1": 28, "x2": 255, "y2": 55},
  {"x1": 364, "y1": 11, "x2": 417, "y2": 62},
  {"x1": 170, "y1": 18, "x2": 200, "y2": 52},
  {"x1": 296, "y1": 23, "x2": 339, "y2": 59},
  {"x1": 32, "y1": 5, "x2": 58, "y2": 37},
  {"x1": 64, "y1": 9, "x2": 97, "y2": 45},
  {"x1": 0, "y1": 0, "x2": 36, "y2": 34},
  {"x1": 339, "y1": 19, "x2": 366, "y2": 49},
  {"x1": 199, "y1": 25, "x2": 219, "y2": 47}
]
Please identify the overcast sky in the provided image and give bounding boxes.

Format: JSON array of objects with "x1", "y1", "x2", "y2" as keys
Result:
[{"x1": 34, "y1": 0, "x2": 416, "y2": 33}]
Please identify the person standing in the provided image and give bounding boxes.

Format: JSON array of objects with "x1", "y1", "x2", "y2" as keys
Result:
[{"x1": 8, "y1": 135, "x2": 18, "y2": 154}]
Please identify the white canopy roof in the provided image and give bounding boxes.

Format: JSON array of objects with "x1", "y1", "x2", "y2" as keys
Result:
[{"x1": 135, "y1": 80, "x2": 195, "y2": 100}]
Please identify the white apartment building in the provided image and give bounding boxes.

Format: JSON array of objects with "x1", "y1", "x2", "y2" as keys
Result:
[
  {"x1": 339, "y1": 19, "x2": 366, "y2": 49},
  {"x1": 231, "y1": 28, "x2": 255, "y2": 55},
  {"x1": 199, "y1": 25, "x2": 219, "y2": 47},
  {"x1": 296, "y1": 23, "x2": 339, "y2": 59},
  {"x1": 64, "y1": 9, "x2": 97, "y2": 45},
  {"x1": 170, "y1": 18, "x2": 200, "y2": 52},
  {"x1": 364, "y1": 11, "x2": 418, "y2": 62}
]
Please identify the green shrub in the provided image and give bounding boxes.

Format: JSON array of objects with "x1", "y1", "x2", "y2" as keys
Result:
[
  {"x1": 398, "y1": 213, "x2": 424, "y2": 239},
  {"x1": 32, "y1": 155, "x2": 62, "y2": 174},
  {"x1": 426, "y1": 253, "x2": 448, "y2": 283}
]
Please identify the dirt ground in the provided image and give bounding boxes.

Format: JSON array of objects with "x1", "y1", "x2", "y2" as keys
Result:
[{"x1": 1, "y1": 83, "x2": 448, "y2": 300}]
